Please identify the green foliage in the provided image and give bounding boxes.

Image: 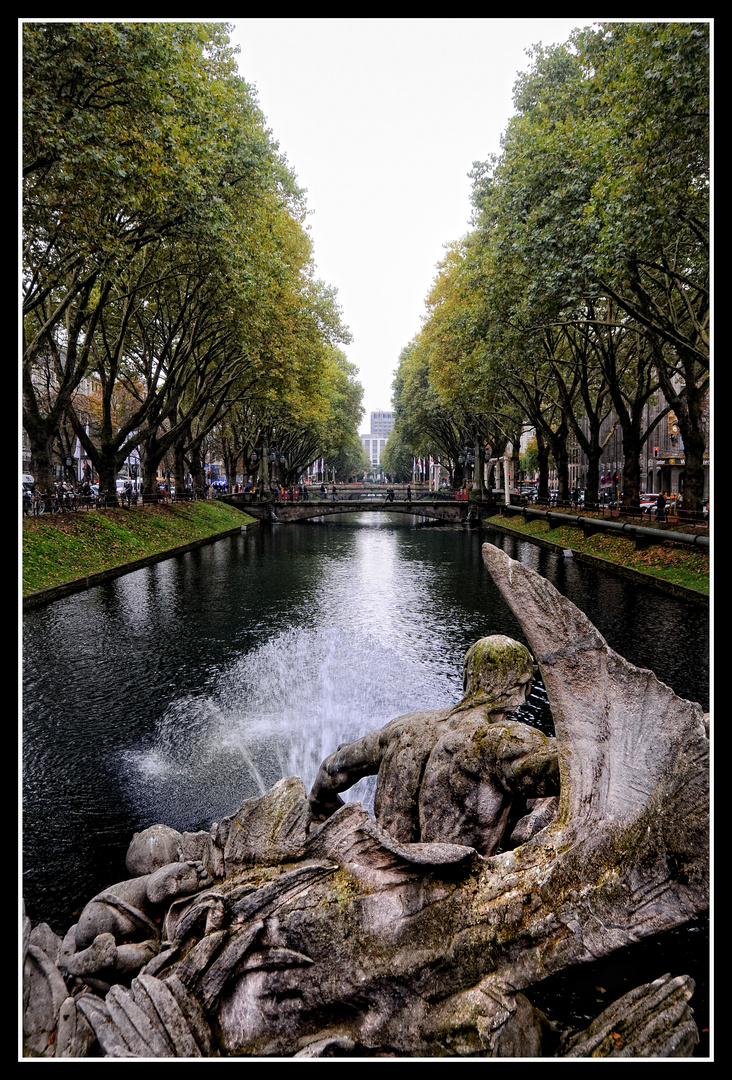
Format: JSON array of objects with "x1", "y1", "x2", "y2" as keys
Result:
[
  {"x1": 397, "y1": 21, "x2": 709, "y2": 509},
  {"x1": 22, "y1": 21, "x2": 362, "y2": 495},
  {"x1": 380, "y1": 429, "x2": 414, "y2": 482}
]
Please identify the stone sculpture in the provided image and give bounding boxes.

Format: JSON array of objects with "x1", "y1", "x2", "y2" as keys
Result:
[
  {"x1": 309, "y1": 634, "x2": 559, "y2": 854},
  {"x1": 22, "y1": 543, "x2": 709, "y2": 1058}
]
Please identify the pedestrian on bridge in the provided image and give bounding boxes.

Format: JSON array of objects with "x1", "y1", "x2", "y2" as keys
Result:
[{"x1": 407, "y1": 485, "x2": 412, "y2": 503}]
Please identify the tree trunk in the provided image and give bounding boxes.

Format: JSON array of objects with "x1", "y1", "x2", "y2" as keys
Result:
[
  {"x1": 26, "y1": 424, "x2": 56, "y2": 494},
  {"x1": 536, "y1": 433, "x2": 551, "y2": 500},
  {"x1": 619, "y1": 420, "x2": 643, "y2": 507},
  {"x1": 95, "y1": 443, "x2": 120, "y2": 507},
  {"x1": 510, "y1": 435, "x2": 521, "y2": 496},
  {"x1": 142, "y1": 456, "x2": 158, "y2": 496},
  {"x1": 172, "y1": 438, "x2": 187, "y2": 497},
  {"x1": 584, "y1": 446, "x2": 602, "y2": 504},
  {"x1": 189, "y1": 444, "x2": 206, "y2": 494}
]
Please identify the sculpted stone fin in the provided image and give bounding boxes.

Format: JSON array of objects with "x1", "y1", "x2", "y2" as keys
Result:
[{"x1": 481, "y1": 542, "x2": 708, "y2": 834}]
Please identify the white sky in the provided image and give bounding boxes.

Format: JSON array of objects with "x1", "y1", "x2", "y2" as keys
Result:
[{"x1": 227, "y1": 18, "x2": 589, "y2": 429}]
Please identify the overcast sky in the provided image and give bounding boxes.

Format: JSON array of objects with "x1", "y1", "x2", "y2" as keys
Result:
[{"x1": 227, "y1": 18, "x2": 589, "y2": 429}]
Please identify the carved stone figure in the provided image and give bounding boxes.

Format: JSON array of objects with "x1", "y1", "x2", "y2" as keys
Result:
[
  {"x1": 309, "y1": 634, "x2": 559, "y2": 854},
  {"x1": 67, "y1": 847, "x2": 214, "y2": 982},
  {"x1": 22, "y1": 543, "x2": 709, "y2": 1058}
]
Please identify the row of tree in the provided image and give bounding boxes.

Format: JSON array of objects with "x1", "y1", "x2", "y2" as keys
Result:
[
  {"x1": 384, "y1": 22, "x2": 709, "y2": 508},
  {"x1": 23, "y1": 22, "x2": 364, "y2": 499}
]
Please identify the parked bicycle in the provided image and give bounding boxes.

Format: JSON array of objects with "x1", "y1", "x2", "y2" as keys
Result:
[
  {"x1": 50, "y1": 488, "x2": 81, "y2": 513},
  {"x1": 29, "y1": 493, "x2": 48, "y2": 515},
  {"x1": 23, "y1": 491, "x2": 42, "y2": 516}
]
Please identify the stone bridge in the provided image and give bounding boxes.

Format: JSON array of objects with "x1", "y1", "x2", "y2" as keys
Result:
[{"x1": 220, "y1": 493, "x2": 494, "y2": 524}]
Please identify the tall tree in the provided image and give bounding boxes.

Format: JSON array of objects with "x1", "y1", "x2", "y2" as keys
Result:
[
  {"x1": 23, "y1": 22, "x2": 247, "y2": 489},
  {"x1": 475, "y1": 21, "x2": 709, "y2": 507}
]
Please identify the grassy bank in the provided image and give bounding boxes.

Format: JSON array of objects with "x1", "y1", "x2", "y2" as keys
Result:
[
  {"x1": 22, "y1": 501, "x2": 256, "y2": 597},
  {"x1": 22, "y1": 502, "x2": 709, "y2": 601},
  {"x1": 485, "y1": 513, "x2": 709, "y2": 596}
]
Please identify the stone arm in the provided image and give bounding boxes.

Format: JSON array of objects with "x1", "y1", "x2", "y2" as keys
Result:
[
  {"x1": 309, "y1": 728, "x2": 391, "y2": 822},
  {"x1": 499, "y1": 725, "x2": 560, "y2": 800}
]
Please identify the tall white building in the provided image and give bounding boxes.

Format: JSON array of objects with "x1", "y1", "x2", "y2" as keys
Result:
[
  {"x1": 360, "y1": 435, "x2": 389, "y2": 470},
  {"x1": 359, "y1": 409, "x2": 394, "y2": 473}
]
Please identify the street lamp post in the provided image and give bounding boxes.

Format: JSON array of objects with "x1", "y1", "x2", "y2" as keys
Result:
[
  {"x1": 457, "y1": 447, "x2": 473, "y2": 491},
  {"x1": 249, "y1": 445, "x2": 287, "y2": 494},
  {"x1": 457, "y1": 445, "x2": 489, "y2": 498}
]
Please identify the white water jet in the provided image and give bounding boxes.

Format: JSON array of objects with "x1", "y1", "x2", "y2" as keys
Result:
[{"x1": 125, "y1": 624, "x2": 459, "y2": 829}]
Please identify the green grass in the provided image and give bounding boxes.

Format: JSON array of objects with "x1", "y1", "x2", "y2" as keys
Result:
[
  {"x1": 22, "y1": 501, "x2": 256, "y2": 596},
  {"x1": 486, "y1": 513, "x2": 709, "y2": 596}
]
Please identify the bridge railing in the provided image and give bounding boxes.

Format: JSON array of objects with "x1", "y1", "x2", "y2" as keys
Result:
[{"x1": 266, "y1": 490, "x2": 473, "y2": 504}]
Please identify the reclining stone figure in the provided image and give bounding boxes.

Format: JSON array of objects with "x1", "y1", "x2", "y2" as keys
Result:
[
  {"x1": 64, "y1": 827, "x2": 214, "y2": 982},
  {"x1": 309, "y1": 634, "x2": 559, "y2": 855}
]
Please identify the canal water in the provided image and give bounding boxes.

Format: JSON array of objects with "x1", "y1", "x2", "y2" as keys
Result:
[{"x1": 22, "y1": 512, "x2": 710, "y2": 1050}]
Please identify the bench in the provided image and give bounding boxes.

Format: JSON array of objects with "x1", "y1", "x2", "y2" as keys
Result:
[{"x1": 618, "y1": 506, "x2": 646, "y2": 522}]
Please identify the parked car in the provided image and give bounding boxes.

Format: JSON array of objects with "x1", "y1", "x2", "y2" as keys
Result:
[{"x1": 642, "y1": 497, "x2": 671, "y2": 515}]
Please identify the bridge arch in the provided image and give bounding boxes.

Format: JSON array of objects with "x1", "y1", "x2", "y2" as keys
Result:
[{"x1": 220, "y1": 494, "x2": 481, "y2": 524}]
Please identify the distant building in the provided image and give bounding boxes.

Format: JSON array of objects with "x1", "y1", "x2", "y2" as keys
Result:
[
  {"x1": 519, "y1": 388, "x2": 709, "y2": 499},
  {"x1": 369, "y1": 410, "x2": 395, "y2": 438},
  {"x1": 358, "y1": 409, "x2": 394, "y2": 474},
  {"x1": 360, "y1": 435, "x2": 389, "y2": 471}
]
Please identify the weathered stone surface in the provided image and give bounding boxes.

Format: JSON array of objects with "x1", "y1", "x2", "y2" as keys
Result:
[
  {"x1": 64, "y1": 932, "x2": 118, "y2": 978},
  {"x1": 218, "y1": 775, "x2": 311, "y2": 871},
  {"x1": 21, "y1": 543, "x2": 708, "y2": 1058},
  {"x1": 28, "y1": 922, "x2": 64, "y2": 967},
  {"x1": 561, "y1": 973, "x2": 699, "y2": 1057},
  {"x1": 126, "y1": 824, "x2": 183, "y2": 876},
  {"x1": 54, "y1": 996, "x2": 97, "y2": 1058},
  {"x1": 22, "y1": 943, "x2": 69, "y2": 1056},
  {"x1": 72, "y1": 859, "x2": 213, "y2": 958}
]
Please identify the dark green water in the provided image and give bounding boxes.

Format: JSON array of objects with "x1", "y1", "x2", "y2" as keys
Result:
[{"x1": 22, "y1": 513, "x2": 709, "y2": 1051}]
